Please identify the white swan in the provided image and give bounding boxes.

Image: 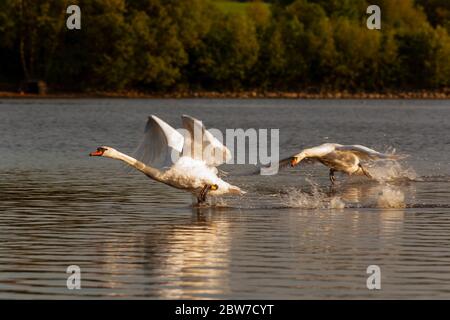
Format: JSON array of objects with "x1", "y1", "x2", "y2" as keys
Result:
[
  {"x1": 278, "y1": 143, "x2": 403, "y2": 184},
  {"x1": 90, "y1": 115, "x2": 244, "y2": 204}
]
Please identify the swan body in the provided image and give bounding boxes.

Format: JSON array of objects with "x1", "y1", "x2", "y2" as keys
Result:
[
  {"x1": 90, "y1": 115, "x2": 244, "y2": 203},
  {"x1": 158, "y1": 156, "x2": 241, "y2": 196},
  {"x1": 278, "y1": 143, "x2": 403, "y2": 184}
]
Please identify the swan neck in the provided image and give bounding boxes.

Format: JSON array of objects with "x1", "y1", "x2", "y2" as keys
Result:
[{"x1": 113, "y1": 151, "x2": 162, "y2": 181}]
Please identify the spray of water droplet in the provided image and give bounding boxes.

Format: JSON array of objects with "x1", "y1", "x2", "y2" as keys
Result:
[
  {"x1": 329, "y1": 196, "x2": 346, "y2": 209},
  {"x1": 375, "y1": 185, "x2": 406, "y2": 208},
  {"x1": 366, "y1": 160, "x2": 417, "y2": 183},
  {"x1": 284, "y1": 178, "x2": 346, "y2": 209}
]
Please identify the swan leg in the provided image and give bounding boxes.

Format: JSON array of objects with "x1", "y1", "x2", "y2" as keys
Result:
[
  {"x1": 197, "y1": 184, "x2": 219, "y2": 204},
  {"x1": 197, "y1": 185, "x2": 209, "y2": 204},
  {"x1": 328, "y1": 184, "x2": 337, "y2": 196},
  {"x1": 359, "y1": 164, "x2": 372, "y2": 179},
  {"x1": 329, "y1": 169, "x2": 336, "y2": 185}
]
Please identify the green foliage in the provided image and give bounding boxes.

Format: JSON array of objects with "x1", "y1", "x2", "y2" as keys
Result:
[
  {"x1": 48, "y1": 0, "x2": 132, "y2": 90},
  {"x1": 396, "y1": 25, "x2": 450, "y2": 88},
  {"x1": 0, "y1": 0, "x2": 70, "y2": 83},
  {"x1": 330, "y1": 17, "x2": 382, "y2": 90},
  {"x1": 416, "y1": 0, "x2": 450, "y2": 32},
  {"x1": 214, "y1": 1, "x2": 251, "y2": 14},
  {"x1": 189, "y1": 11, "x2": 259, "y2": 90},
  {"x1": 0, "y1": 0, "x2": 450, "y2": 92},
  {"x1": 0, "y1": 1, "x2": 20, "y2": 82}
]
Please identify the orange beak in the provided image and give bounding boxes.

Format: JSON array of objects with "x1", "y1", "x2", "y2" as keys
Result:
[
  {"x1": 89, "y1": 150, "x2": 104, "y2": 156},
  {"x1": 290, "y1": 158, "x2": 298, "y2": 167}
]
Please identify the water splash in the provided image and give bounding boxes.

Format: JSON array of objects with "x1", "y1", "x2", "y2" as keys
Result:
[
  {"x1": 284, "y1": 179, "x2": 346, "y2": 209},
  {"x1": 329, "y1": 197, "x2": 346, "y2": 209},
  {"x1": 211, "y1": 197, "x2": 231, "y2": 207},
  {"x1": 366, "y1": 160, "x2": 417, "y2": 183},
  {"x1": 194, "y1": 196, "x2": 231, "y2": 208},
  {"x1": 375, "y1": 185, "x2": 406, "y2": 209}
]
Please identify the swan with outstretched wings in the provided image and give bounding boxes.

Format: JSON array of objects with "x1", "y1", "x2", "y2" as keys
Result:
[
  {"x1": 277, "y1": 143, "x2": 404, "y2": 184},
  {"x1": 90, "y1": 115, "x2": 243, "y2": 204},
  {"x1": 181, "y1": 114, "x2": 232, "y2": 167}
]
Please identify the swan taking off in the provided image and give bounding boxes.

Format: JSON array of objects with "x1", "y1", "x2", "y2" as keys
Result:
[
  {"x1": 278, "y1": 143, "x2": 403, "y2": 184},
  {"x1": 90, "y1": 115, "x2": 244, "y2": 204}
]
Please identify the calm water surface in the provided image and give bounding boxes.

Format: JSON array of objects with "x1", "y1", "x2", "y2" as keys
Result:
[{"x1": 0, "y1": 99, "x2": 449, "y2": 299}]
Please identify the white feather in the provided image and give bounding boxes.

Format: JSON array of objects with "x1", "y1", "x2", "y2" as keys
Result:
[
  {"x1": 133, "y1": 115, "x2": 184, "y2": 171},
  {"x1": 181, "y1": 115, "x2": 231, "y2": 167}
]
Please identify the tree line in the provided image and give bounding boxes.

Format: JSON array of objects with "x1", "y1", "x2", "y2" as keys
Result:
[{"x1": 0, "y1": 0, "x2": 449, "y2": 93}]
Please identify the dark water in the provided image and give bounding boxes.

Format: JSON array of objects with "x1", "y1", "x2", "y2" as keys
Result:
[{"x1": 0, "y1": 99, "x2": 449, "y2": 299}]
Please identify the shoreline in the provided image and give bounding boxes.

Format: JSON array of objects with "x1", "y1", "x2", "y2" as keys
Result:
[{"x1": 1, "y1": 90, "x2": 450, "y2": 99}]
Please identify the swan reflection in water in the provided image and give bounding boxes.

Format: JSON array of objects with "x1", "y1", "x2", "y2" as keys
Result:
[{"x1": 97, "y1": 208, "x2": 234, "y2": 299}]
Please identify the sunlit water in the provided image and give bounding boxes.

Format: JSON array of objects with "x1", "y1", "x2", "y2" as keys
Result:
[{"x1": 0, "y1": 99, "x2": 449, "y2": 299}]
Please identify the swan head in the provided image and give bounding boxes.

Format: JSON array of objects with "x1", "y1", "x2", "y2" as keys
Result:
[
  {"x1": 291, "y1": 156, "x2": 300, "y2": 167},
  {"x1": 89, "y1": 146, "x2": 118, "y2": 158}
]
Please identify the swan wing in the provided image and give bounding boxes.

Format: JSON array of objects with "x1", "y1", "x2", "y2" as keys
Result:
[
  {"x1": 335, "y1": 145, "x2": 403, "y2": 160},
  {"x1": 133, "y1": 115, "x2": 184, "y2": 170},
  {"x1": 275, "y1": 144, "x2": 339, "y2": 170},
  {"x1": 181, "y1": 115, "x2": 231, "y2": 167}
]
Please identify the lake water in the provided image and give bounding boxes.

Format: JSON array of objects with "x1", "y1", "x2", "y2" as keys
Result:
[{"x1": 0, "y1": 99, "x2": 449, "y2": 299}]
